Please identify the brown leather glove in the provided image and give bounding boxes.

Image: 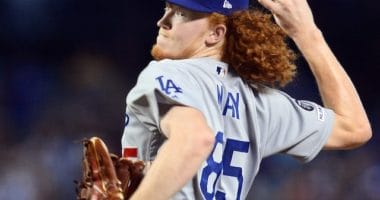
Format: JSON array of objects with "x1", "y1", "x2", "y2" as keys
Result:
[{"x1": 76, "y1": 137, "x2": 146, "y2": 200}]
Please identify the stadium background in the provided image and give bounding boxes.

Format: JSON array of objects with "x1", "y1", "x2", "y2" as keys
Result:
[{"x1": 0, "y1": 0, "x2": 379, "y2": 199}]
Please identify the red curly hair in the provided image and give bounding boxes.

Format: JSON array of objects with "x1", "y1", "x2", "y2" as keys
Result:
[{"x1": 209, "y1": 9, "x2": 297, "y2": 87}]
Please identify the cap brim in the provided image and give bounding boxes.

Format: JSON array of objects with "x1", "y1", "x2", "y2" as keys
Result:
[{"x1": 167, "y1": 0, "x2": 213, "y2": 13}]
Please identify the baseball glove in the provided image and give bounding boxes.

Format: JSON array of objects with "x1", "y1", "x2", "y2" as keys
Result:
[{"x1": 75, "y1": 137, "x2": 146, "y2": 200}]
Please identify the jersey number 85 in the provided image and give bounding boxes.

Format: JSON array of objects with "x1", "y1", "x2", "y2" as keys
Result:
[{"x1": 200, "y1": 131, "x2": 250, "y2": 200}]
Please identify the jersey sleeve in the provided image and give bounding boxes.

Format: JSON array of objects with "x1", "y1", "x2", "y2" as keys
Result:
[
  {"x1": 258, "y1": 89, "x2": 335, "y2": 163},
  {"x1": 126, "y1": 60, "x2": 203, "y2": 132}
]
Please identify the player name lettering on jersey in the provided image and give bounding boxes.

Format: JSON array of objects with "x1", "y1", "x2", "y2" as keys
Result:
[
  {"x1": 217, "y1": 85, "x2": 240, "y2": 119},
  {"x1": 156, "y1": 75, "x2": 183, "y2": 96}
]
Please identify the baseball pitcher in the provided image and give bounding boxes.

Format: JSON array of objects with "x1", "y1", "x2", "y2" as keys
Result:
[{"x1": 77, "y1": 0, "x2": 372, "y2": 199}]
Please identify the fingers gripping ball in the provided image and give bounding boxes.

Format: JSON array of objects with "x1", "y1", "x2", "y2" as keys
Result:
[{"x1": 114, "y1": 158, "x2": 146, "y2": 199}]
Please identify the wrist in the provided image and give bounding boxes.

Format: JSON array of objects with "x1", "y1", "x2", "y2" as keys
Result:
[
  {"x1": 292, "y1": 28, "x2": 324, "y2": 50},
  {"x1": 291, "y1": 27, "x2": 323, "y2": 44}
]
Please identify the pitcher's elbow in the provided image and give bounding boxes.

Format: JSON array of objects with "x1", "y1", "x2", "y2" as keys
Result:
[
  {"x1": 349, "y1": 123, "x2": 372, "y2": 149},
  {"x1": 359, "y1": 123, "x2": 372, "y2": 144}
]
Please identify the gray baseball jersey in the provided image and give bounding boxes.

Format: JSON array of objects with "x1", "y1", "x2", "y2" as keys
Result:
[{"x1": 121, "y1": 57, "x2": 334, "y2": 200}]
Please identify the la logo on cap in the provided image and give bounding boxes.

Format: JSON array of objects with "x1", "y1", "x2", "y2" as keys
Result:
[{"x1": 223, "y1": 0, "x2": 233, "y2": 9}]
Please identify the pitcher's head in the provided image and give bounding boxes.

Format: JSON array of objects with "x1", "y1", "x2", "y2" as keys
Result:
[{"x1": 152, "y1": 1, "x2": 248, "y2": 60}]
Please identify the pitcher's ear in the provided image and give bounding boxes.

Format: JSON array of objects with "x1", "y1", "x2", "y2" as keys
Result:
[{"x1": 206, "y1": 24, "x2": 227, "y2": 45}]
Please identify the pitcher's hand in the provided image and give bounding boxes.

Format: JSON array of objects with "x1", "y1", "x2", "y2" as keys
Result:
[{"x1": 258, "y1": 0, "x2": 319, "y2": 39}]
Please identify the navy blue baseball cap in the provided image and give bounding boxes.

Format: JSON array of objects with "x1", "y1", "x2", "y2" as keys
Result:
[{"x1": 167, "y1": 0, "x2": 249, "y2": 15}]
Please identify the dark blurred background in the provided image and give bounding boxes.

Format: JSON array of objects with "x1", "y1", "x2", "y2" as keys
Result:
[{"x1": 0, "y1": 0, "x2": 379, "y2": 199}]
